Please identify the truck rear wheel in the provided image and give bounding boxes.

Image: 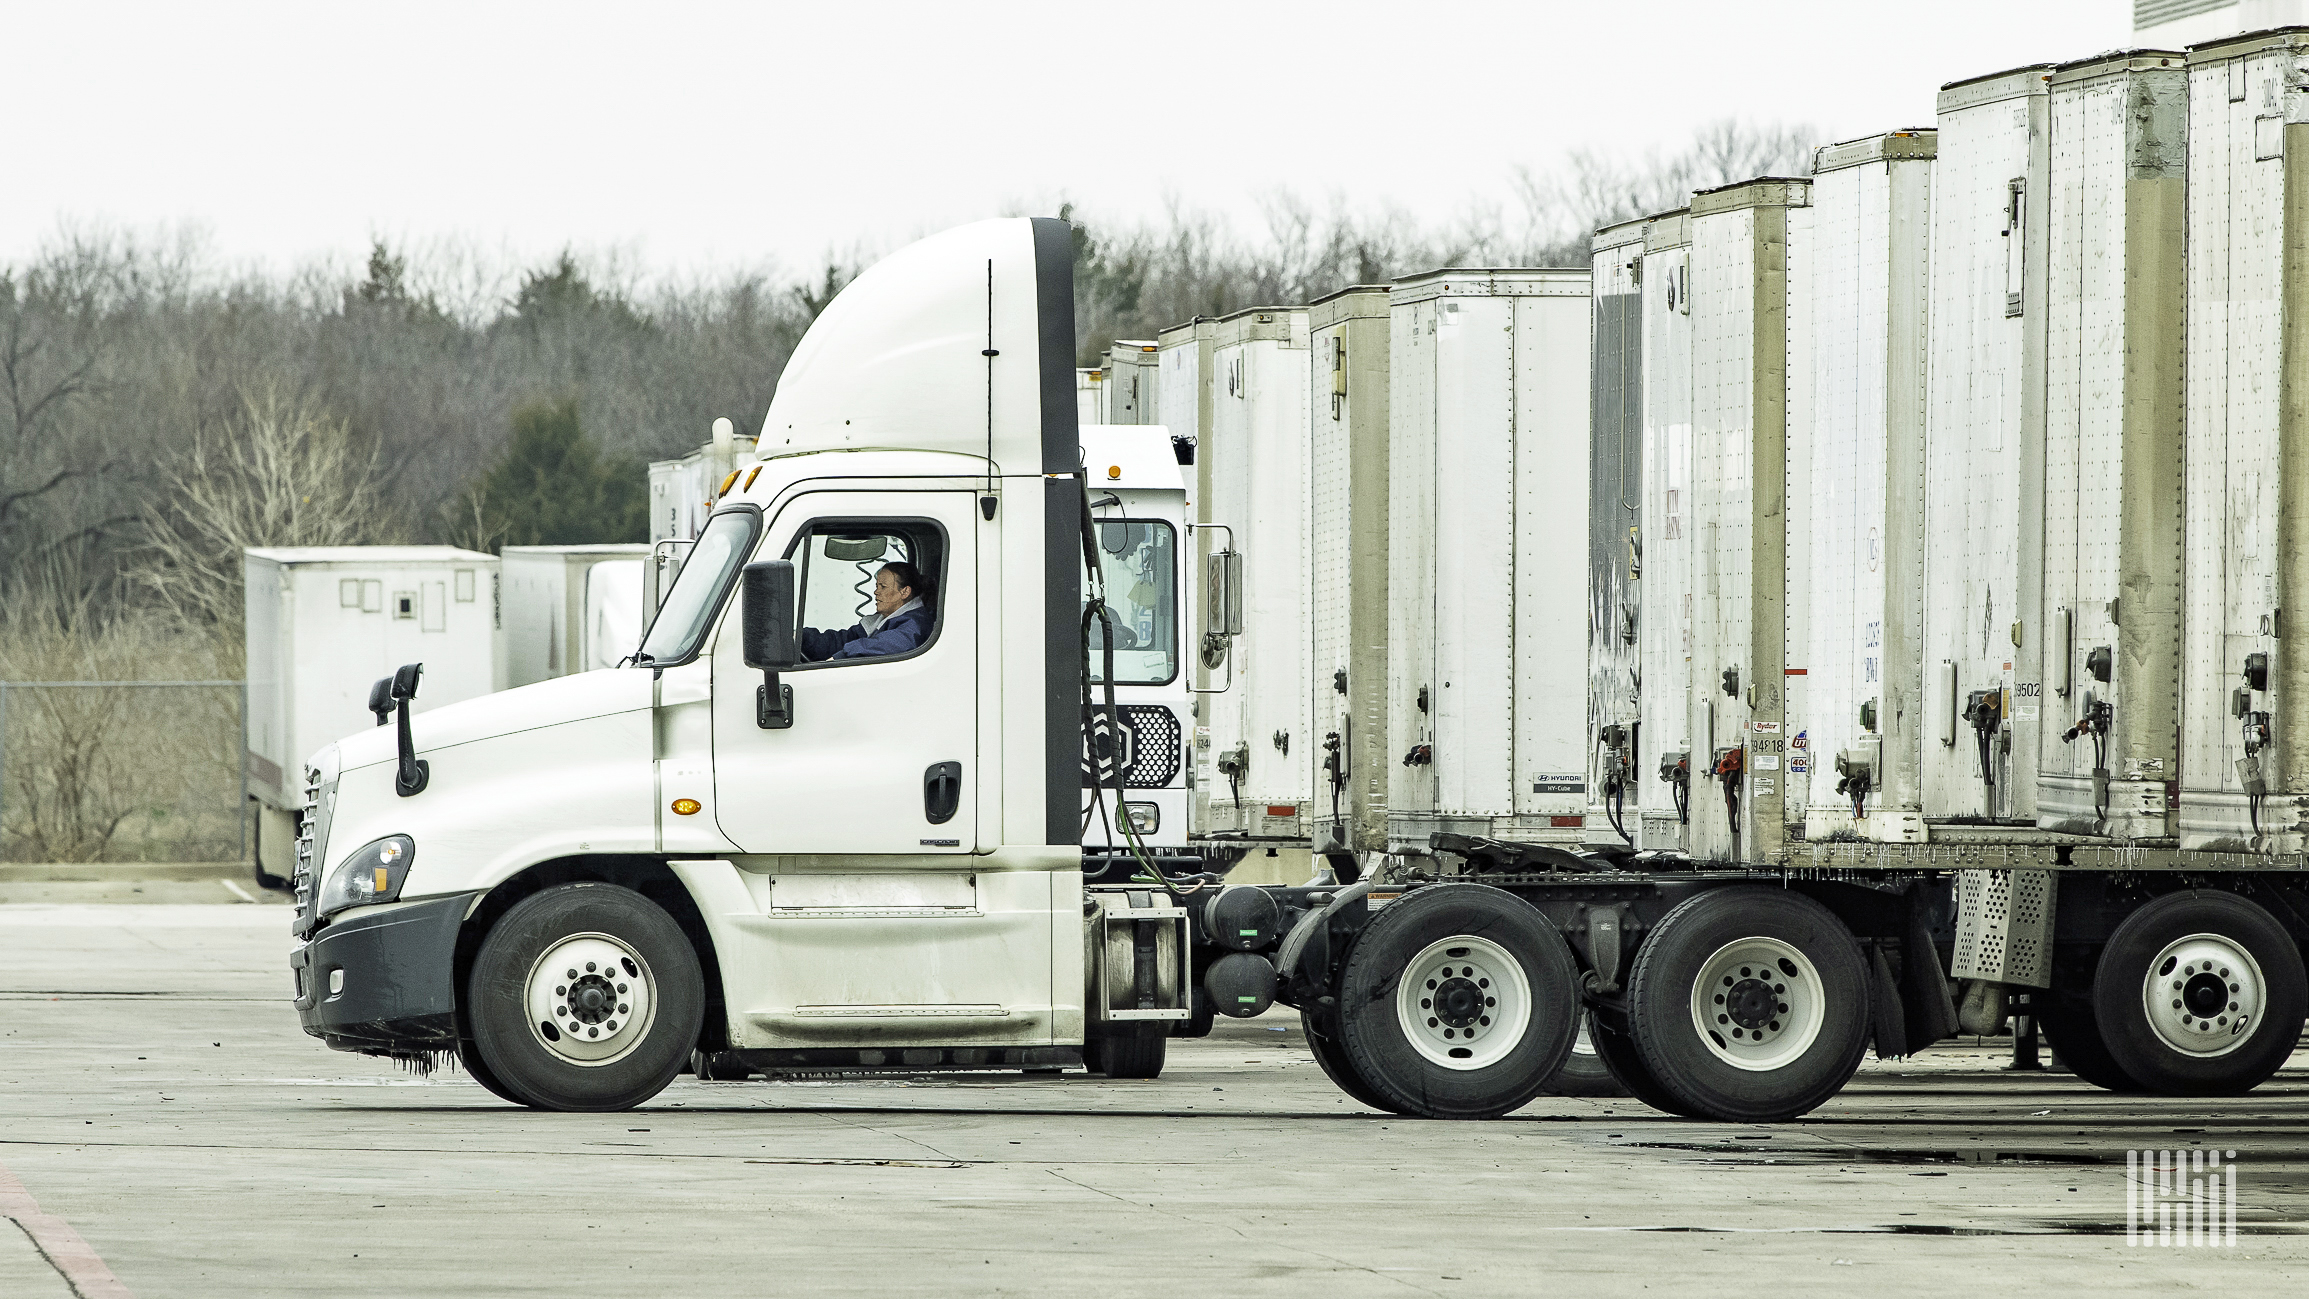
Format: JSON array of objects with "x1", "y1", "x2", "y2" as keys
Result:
[
  {"x1": 1623, "y1": 887, "x2": 1870, "y2": 1122},
  {"x1": 467, "y1": 883, "x2": 705, "y2": 1112},
  {"x1": 1541, "y1": 1014, "x2": 1632, "y2": 1098},
  {"x1": 2090, "y1": 890, "x2": 2307, "y2": 1096},
  {"x1": 1333, "y1": 884, "x2": 1580, "y2": 1119},
  {"x1": 1094, "y1": 1024, "x2": 1167, "y2": 1079},
  {"x1": 1300, "y1": 1009, "x2": 1407, "y2": 1113},
  {"x1": 1587, "y1": 1009, "x2": 1700, "y2": 1116},
  {"x1": 2033, "y1": 993, "x2": 2141, "y2": 1093}
]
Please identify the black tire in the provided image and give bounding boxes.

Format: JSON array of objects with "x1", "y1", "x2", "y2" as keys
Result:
[
  {"x1": 2090, "y1": 890, "x2": 2307, "y2": 1096},
  {"x1": 2034, "y1": 993, "x2": 2142, "y2": 1093},
  {"x1": 691, "y1": 1049, "x2": 752, "y2": 1082},
  {"x1": 467, "y1": 882, "x2": 705, "y2": 1112},
  {"x1": 1300, "y1": 1009, "x2": 1408, "y2": 1113},
  {"x1": 1333, "y1": 883, "x2": 1581, "y2": 1119},
  {"x1": 1624, "y1": 887, "x2": 1871, "y2": 1122},
  {"x1": 1095, "y1": 1024, "x2": 1167, "y2": 1079},
  {"x1": 1587, "y1": 1008, "x2": 1700, "y2": 1116},
  {"x1": 1541, "y1": 1013, "x2": 1633, "y2": 1098},
  {"x1": 457, "y1": 1039, "x2": 525, "y2": 1105}
]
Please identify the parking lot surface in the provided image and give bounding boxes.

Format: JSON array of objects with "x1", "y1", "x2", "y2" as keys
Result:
[{"x1": 2, "y1": 901, "x2": 2304, "y2": 1296}]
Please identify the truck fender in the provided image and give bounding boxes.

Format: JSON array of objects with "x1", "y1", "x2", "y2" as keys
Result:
[{"x1": 1274, "y1": 879, "x2": 1374, "y2": 1005}]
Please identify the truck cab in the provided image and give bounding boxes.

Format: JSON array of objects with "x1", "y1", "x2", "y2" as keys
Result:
[
  {"x1": 289, "y1": 218, "x2": 1195, "y2": 1108},
  {"x1": 1076, "y1": 424, "x2": 1197, "y2": 883}
]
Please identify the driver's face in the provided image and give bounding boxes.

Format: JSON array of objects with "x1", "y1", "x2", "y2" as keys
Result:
[{"x1": 873, "y1": 570, "x2": 912, "y2": 616}]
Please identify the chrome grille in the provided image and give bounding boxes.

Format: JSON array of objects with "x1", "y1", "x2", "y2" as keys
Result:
[{"x1": 290, "y1": 769, "x2": 320, "y2": 937}]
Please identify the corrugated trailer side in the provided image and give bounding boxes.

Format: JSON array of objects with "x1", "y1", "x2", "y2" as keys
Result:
[
  {"x1": 1796, "y1": 131, "x2": 1936, "y2": 843},
  {"x1": 1636, "y1": 211, "x2": 1695, "y2": 851},
  {"x1": 1922, "y1": 66, "x2": 2055, "y2": 825},
  {"x1": 1686, "y1": 179, "x2": 1809, "y2": 862},
  {"x1": 1306, "y1": 286, "x2": 1393, "y2": 861},
  {"x1": 1200, "y1": 306, "x2": 1312, "y2": 841},
  {"x1": 1589, "y1": 218, "x2": 1646, "y2": 845},
  {"x1": 1101, "y1": 340, "x2": 1160, "y2": 425},
  {"x1": 2180, "y1": 28, "x2": 2309, "y2": 851},
  {"x1": 1386, "y1": 269, "x2": 1592, "y2": 853},
  {"x1": 2039, "y1": 51, "x2": 2189, "y2": 840}
]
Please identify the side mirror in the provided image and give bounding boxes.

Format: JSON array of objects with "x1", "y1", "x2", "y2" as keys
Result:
[
  {"x1": 387, "y1": 662, "x2": 428, "y2": 797},
  {"x1": 1205, "y1": 550, "x2": 1243, "y2": 637},
  {"x1": 367, "y1": 678, "x2": 393, "y2": 727},
  {"x1": 391, "y1": 662, "x2": 424, "y2": 701},
  {"x1": 741, "y1": 561, "x2": 799, "y2": 670}
]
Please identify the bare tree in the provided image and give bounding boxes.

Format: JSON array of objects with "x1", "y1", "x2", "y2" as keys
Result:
[{"x1": 129, "y1": 382, "x2": 397, "y2": 637}]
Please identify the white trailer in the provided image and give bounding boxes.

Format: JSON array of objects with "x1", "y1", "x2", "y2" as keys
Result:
[
  {"x1": 1635, "y1": 211, "x2": 1696, "y2": 851},
  {"x1": 1589, "y1": 220, "x2": 1645, "y2": 846},
  {"x1": 1386, "y1": 269, "x2": 1592, "y2": 855},
  {"x1": 1921, "y1": 65, "x2": 2056, "y2": 824},
  {"x1": 502, "y1": 545, "x2": 651, "y2": 687},
  {"x1": 1198, "y1": 306, "x2": 1312, "y2": 845},
  {"x1": 1795, "y1": 131, "x2": 1935, "y2": 843},
  {"x1": 244, "y1": 546, "x2": 502, "y2": 872},
  {"x1": 2040, "y1": 51, "x2": 2188, "y2": 840},
  {"x1": 2181, "y1": 28, "x2": 2309, "y2": 850},
  {"x1": 647, "y1": 419, "x2": 759, "y2": 548},
  {"x1": 1076, "y1": 367, "x2": 1105, "y2": 426},
  {"x1": 1100, "y1": 340, "x2": 1161, "y2": 425},
  {"x1": 1685, "y1": 179, "x2": 1811, "y2": 862},
  {"x1": 1306, "y1": 286, "x2": 1393, "y2": 863}
]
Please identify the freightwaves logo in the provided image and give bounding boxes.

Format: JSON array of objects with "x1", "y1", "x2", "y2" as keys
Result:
[{"x1": 2127, "y1": 1149, "x2": 2236, "y2": 1246}]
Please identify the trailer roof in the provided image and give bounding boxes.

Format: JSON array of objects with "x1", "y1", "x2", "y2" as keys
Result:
[
  {"x1": 1812, "y1": 129, "x2": 1937, "y2": 174},
  {"x1": 1936, "y1": 64, "x2": 2054, "y2": 112},
  {"x1": 2186, "y1": 25, "x2": 2309, "y2": 62},
  {"x1": 244, "y1": 546, "x2": 498, "y2": 566}
]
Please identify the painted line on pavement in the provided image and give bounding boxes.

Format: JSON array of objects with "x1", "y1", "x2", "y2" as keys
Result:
[{"x1": 0, "y1": 1160, "x2": 132, "y2": 1298}]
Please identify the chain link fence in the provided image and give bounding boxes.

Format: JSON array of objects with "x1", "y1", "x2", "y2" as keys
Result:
[{"x1": 0, "y1": 681, "x2": 247, "y2": 863}]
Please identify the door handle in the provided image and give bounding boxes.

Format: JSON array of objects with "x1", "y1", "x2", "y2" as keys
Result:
[{"x1": 924, "y1": 761, "x2": 962, "y2": 825}]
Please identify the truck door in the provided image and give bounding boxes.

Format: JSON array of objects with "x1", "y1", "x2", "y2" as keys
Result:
[{"x1": 709, "y1": 489, "x2": 1054, "y2": 1047}]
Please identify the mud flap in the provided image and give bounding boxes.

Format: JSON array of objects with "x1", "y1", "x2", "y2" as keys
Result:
[
  {"x1": 1899, "y1": 888, "x2": 1960, "y2": 1054},
  {"x1": 1867, "y1": 943, "x2": 1907, "y2": 1062}
]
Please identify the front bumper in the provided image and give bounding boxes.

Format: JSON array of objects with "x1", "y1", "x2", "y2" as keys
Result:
[{"x1": 291, "y1": 892, "x2": 479, "y2": 1054}]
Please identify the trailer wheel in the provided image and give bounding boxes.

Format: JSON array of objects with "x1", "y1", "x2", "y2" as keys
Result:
[
  {"x1": 1094, "y1": 1024, "x2": 1167, "y2": 1079},
  {"x1": 1540, "y1": 1014, "x2": 1632, "y2": 1098},
  {"x1": 1623, "y1": 887, "x2": 1870, "y2": 1122},
  {"x1": 2090, "y1": 890, "x2": 2307, "y2": 1096},
  {"x1": 2032, "y1": 994, "x2": 2141, "y2": 1093},
  {"x1": 1333, "y1": 884, "x2": 1580, "y2": 1119},
  {"x1": 467, "y1": 883, "x2": 705, "y2": 1112},
  {"x1": 1300, "y1": 1010, "x2": 1407, "y2": 1113}
]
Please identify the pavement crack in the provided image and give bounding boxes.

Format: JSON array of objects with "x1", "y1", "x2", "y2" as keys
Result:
[
  {"x1": 813, "y1": 1110, "x2": 965, "y2": 1164},
  {"x1": 1043, "y1": 1169, "x2": 1447, "y2": 1296}
]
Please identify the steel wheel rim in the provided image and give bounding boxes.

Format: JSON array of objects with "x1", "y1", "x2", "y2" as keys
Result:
[
  {"x1": 1687, "y1": 936, "x2": 1825, "y2": 1072},
  {"x1": 525, "y1": 932, "x2": 656, "y2": 1067},
  {"x1": 1394, "y1": 934, "x2": 1531, "y2": 1070},
  {"x1": 2140, "y1": 932, "x2": 2262, "y2": 1058}
]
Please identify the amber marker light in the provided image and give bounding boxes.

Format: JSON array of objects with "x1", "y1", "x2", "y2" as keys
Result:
[
  {"x1": 1107, "y1": 465, "x2": 1122, "y2": 479},
  {"x1": 672, "y1": 798, "x2": 702, "y2": 816}
]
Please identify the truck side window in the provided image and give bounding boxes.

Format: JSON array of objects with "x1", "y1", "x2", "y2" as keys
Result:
[{"x1": 783, "y1": 520, "x2": 946, "y2": 667}]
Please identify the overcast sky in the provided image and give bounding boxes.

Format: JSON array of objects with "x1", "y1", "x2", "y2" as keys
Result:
[{"x1": 7, "y1": 1, "x2": 2133, "y2": 281}]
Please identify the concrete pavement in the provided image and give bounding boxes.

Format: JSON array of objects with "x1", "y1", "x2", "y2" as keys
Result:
[{"x1": 1, "y1": 902, "x2": 2303, "y2": 1296}]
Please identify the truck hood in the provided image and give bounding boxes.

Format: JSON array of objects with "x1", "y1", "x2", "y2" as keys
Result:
[{"x1": 335, "y1": 669, "x2": 654, "y2": 773}]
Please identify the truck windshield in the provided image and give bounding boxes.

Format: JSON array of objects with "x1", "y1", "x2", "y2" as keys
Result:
[
  {"x1": 1085, "y1": 519, "x2": 1177, "y2": 685},
  {"x1": 637, "y1": 509, "x2": 757, "y2": 665}
]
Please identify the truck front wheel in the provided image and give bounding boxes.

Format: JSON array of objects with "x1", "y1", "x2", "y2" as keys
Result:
[
  {"x1": 1623, "y1": 888, "x2": 1871, "y2": 1122},
  {"x1": 1333, "y1": 884, "x2": 1581, "y2": 1119},
  {"x1": 467, "y1": 883, "x2": 705, "y2": 1112},
  {"x1": 2090, "y1": 890, "x2": 2307, "y2": 1096}
]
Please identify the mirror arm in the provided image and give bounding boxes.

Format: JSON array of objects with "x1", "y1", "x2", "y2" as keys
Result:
[
  {"x1": 394, "y1": 696, "x2": 430, "y2": 797},
  {"x1": 756, "y1": 669, "x2": 792, "y2": 730}
]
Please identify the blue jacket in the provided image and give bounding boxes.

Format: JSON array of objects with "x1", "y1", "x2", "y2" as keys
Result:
[{"x1": 799, "y1": 605, "x2": 933, "y2": 662}]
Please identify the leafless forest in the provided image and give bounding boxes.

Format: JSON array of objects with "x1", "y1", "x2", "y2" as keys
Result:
[{"x1": 0, "y1": 120, "x2": 1807, "y2": 860}]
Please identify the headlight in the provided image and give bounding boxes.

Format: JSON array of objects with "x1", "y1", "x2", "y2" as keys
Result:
[
  {"x1": 1122, "y1": 802, "x2": 1159, "y2": 835},
  {"x1": 318, "y1": 835, "x2": 415, "y2": 917}
]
